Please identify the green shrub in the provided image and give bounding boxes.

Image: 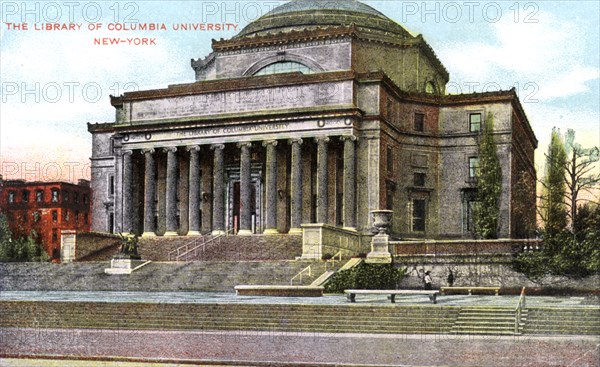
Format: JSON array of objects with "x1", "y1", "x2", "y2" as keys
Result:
[{"x1": 324, "y1": 262, "x2": 405, "y2": 293}]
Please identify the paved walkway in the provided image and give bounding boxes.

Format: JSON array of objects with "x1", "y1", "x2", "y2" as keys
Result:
[
  {"x1": 1, "y1": 290, "x2": 598, "y2": 308},
  {"x1": 1, "y1": 328, "x2": 599, "y2": 366}
]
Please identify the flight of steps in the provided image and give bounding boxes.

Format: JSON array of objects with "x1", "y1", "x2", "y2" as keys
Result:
[
  {"x1": 0, "y1": 301, "x2": 458, "y2": 335},
  {"x1": 0, "y1": 260, "x2": 331, "y2": 292},
  {"x1": 524, "y1": 307, "x2": 600, "y2": 335},
  {"x1": 138, "y1": 234, "x2": 302, "y2": 261},
  {"x1": 452, "y1": 307, "x2": 524, "y2": 335}
]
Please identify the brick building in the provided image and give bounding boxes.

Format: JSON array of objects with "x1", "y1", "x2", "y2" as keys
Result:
[
  {"x1": 0, "y1": 180, "x2": 92, "y2": 259},
  {"x1": 88, "y1": 0, "x2": 537, "y2": 241}
]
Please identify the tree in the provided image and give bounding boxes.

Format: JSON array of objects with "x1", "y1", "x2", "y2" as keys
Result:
[
  {"x1": 473, "y1": 112, "x2": 502, "y2": 239},
  {"x1": 0, "y1": 213, "x2": 48, "y2": 262},
  {"x1": 564, "y1": 129, "x2": 600, "y2": 231},
  {"x1": 540, "y1": 128, "x2": 568, "y2": 235}
]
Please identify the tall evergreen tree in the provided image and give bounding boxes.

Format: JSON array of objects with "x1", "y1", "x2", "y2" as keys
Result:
[
  {"x1": 541, "y1": 128, "x2": 568, "y2": 235},
  {"x1": 474, "y1": 112, "x2": 502, "y2": 239}
]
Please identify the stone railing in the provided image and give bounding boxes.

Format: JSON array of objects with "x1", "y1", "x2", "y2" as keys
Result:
[
  {"x1": 300, "y1": 224, "x2": 367, "y2": 260},
  {"x1": 392, "y1": 239, "x2": 542, "y2": 256}
]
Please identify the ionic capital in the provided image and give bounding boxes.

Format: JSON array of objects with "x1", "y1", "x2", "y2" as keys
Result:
[
  {"x1": 210, "y1": 143, "x2": 225, "y2": 151},
  {"x1": 288, "y1": 138, "x2": 303, "y2": 146},
  {"x1": 142, "y1": 148, "x2": 155, "y2": 155},
  {"x1": 162, "y1": 146, "x2": 177, "y2": 154},
  {"x1": 314, "y1": 136, "x2": 330, "y2": 144},
  {"x1": 340, "y1": 135, "x2": 358, "y2": 143},
  {"x1": 237, "y1": 141, "x2": 252, "y2": 149},
  {"x1": 186, "y1": 145, "x2": 201, "y2": 152},
  {"x1": 262, "y1": 140, "x2": 278, "y2": 147},
  {"x1": 122, "y1": 149, "x2": 133, "y2": 157}
]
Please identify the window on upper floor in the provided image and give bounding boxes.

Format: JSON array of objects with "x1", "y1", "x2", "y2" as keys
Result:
[
  {"x1": 36, "y1": 190, "x2": 43, "y2": 202},
  {"x1": 63, "y1": 191, "x2": 69, "y2": 203},
  {"x1": 254, "y1": 61, "x2": 312, "y2": 76},
  {"x1": 469, "y1": 157, "x2": 480, "y2": 179},
  {"x1": 33, "y1": 211, "x2": 41, "y2": 223},
  {"x1": 52, "y1": 229, "x2": 58, "y2": 243},
  {"x1": 109, "y1": 176, "x2": 115, "y2": 196},
  {"x1": 412, "y1": 199, "x2": 426, "y2": 232},
  {"x1": 414, "y1": 113, "x2": 425, "y2": 132},
  {"x1": 51, "y1": 189, "x2": 59, "y2": 203},
  {"x1": 469, "y1": 113, "x2": 482, "y2": 132},
  {"x1": 22, "y1": 190, "x2": 30, "y2": 203},
  {"x1": 8, "y1": 191, "x2": 15, "y2": 203},
  {"x1": 52, "y1": 210, "x2": 58, "y2": 222},
  {"x1": 386, "y1": 146, "x2": 394, "y2": 173},
  {"x1": 74, "y1": 192, "x2": 79, "y2": 203},
  {"x1": 83, "y1": 194, "x2": 88, "y2": 205},
  {"x1": 414, "y1": 172, "x2": 426, "y2": 187}
]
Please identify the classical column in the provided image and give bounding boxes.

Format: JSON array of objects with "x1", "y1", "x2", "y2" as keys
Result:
[
  {"x1": 142, "y1": 148, "x2": 156, "y2": 237},
  {"x1": 238, "y1": 142, "x2": 252, "y2": 236},
  {"x1": 315, "y1": 137, "x2": 330, "y2": 224},
  {"x1": 187, "y1": 145, "x2": 201, "y2": 236},
  {"x1": 121, "y1": 149, "x2": 133, "y2": 234},
  {"x1": 288, "y1": 138, "x2": 303, "y2": 234},
  {"x1": 341, "y1": 135, "x2": 357, "y2": 230},
  {"x1": 263, "y1": 140, "x2": 278, "y2": 234},
  {"x1": 164, "y1": 147, "x2": 178, "y2": 236},
  {"x1": 211, "y1": 144, "x2": 225, "y2": 235}
]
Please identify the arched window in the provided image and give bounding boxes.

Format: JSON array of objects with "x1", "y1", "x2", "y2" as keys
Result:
[
  {"x1": 254, "y1": 61, "x2": 312, "y2": 76},
  {"x1": 425, "y1": 81, "x2": 436, "y2": 94}
]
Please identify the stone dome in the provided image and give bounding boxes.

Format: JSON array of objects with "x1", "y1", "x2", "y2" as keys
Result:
[{"x1": 237, "y1": 0, "x2": 410, "y2": 39}]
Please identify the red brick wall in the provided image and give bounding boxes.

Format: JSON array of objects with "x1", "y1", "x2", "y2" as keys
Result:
[{"x1": 0, "y1": 181, "x2": 91, "y2": 259}]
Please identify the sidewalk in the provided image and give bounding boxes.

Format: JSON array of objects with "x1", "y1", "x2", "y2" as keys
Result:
[{"x1": 1, "y1": 328, "x2": 599, "y2": 367}]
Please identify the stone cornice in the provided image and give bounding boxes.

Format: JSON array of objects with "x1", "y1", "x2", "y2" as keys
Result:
[
  {"x1": 87, "y1": 106, "x2": 364, "y2": 133},
  {"x1": 110, "y1": 70, "x2": 355, "y2": 107}
]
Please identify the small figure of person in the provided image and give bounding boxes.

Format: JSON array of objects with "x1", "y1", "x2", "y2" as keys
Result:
[
  {"x1": 447, "y1": 270, "x2": 454, "y2": 287},
  {"x1": 424, "y1": 271, "x2": 432, "y2": 290}
]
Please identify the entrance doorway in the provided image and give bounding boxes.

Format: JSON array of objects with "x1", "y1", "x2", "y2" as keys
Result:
[{"x1": 226, "y1": 164, "x2": 262, "y2": 234}]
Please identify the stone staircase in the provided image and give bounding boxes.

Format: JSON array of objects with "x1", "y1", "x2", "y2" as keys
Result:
[
  {"x1": 0, "y1": 260, "x2": 331, "y2": 292},
  {"x1": 524, "y1": 307, "x2": 600, "y2": 335},
  {"x1": 452, "y1": 307, "x2": 525, "y2": 335},
  {"x1": 138, "y1": 234, "x2": 302, "y2": 262},
  {"x1": 0, "y1": 301, "x2": 458, "y2": 335}
]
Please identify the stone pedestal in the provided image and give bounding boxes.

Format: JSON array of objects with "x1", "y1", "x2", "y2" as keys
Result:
[
  {"x1": 366, "y1": 234, "x2": 392, "y2": 264},
  {"x1": 104, "y1": 258, "x2": 147, "y2": 275},
  {"x1": 366, "y1": 209, "x2": 393, "y2": 264}
]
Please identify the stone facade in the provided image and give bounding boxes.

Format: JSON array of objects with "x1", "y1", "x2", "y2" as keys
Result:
[{"x1": 88, "y1": 0, "x2": 537, "y2": 240}]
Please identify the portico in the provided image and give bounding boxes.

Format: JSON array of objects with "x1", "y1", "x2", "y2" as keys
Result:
[{"x1": 116, "y1": 128, "x2": 360, "y2": 237}]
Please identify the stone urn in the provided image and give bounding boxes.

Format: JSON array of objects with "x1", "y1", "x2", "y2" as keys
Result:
[{"x1": 371, "y1": 210, "x2": 393, "y2": 235}]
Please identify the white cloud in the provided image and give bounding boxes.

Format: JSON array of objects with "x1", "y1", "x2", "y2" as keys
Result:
[{"x1": 437, "y1": 11, "x2": 599, "y2": 100}]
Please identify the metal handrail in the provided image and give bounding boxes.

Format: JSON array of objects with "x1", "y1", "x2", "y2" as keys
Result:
[
  {"x1": 171, "y1": 229, "x2": 232, "y2": 262},
  {"x1": 290, "y1": 265, "x2": 312, "y2": 285},
  {"x1": 167, "y1": 236, "x2": 204, "y2": 261},
  {"x1": 514, "y1": 287, "x2": 526, "y2": 334},
  {"x1": 326, "y1": 250, "x2": 343, "y2": 269}
]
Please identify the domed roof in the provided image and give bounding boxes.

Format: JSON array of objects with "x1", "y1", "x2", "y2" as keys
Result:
[{"x1": 237, "y1": 0, "x2": 410, "y2": 39}]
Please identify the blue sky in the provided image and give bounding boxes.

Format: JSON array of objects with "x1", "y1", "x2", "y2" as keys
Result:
[{"x1": 1, "y1": 0, "x2": 598, "y2": 182}]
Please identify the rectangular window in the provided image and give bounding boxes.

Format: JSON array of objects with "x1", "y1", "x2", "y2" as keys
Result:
[
  {"x1": 52, "y1": 229, "x2": 58, "y2": 243},
  {"x1": 386, "y1": 146, "x2": 393, "y2": 173},
  {"x1": 386, "y1": 188, "x2": 394, "y2": 210},
  {"x1": 33, "y1": 211, "x2": 41, "y2": 222},
  {"x1": 469, "y1": 113, "x2": 482, "y2": 132},
  {"x1": 75, "y1": 211, "x2": 80, "y2": 223},
  {"x1": 22, "y1": 190, "x2": 29, "y2": 203},
  {"x1": 74, "y1": 192, "x2": 79, "y2": 203},
  {"x1": 83, "y1": 194, "x2": 88, "y2": 204},
  {"x1": 414, "y1": 113, "x2": 425, "y2": 132},
  {"x1": 109, "y1": 176, "x2": 115, "y2": 195},
  {"x1": 64, "y1": 210, "x2": 69, "y2": 222},
  {"x1": 412, "y1": 199, "x2": 426, "y2": 232},
  {"x1": 466, "y1": 200, "x2": 478, "y2": 232},
  {"x1": 51, "y1": 189, "x2": 59, "y2": 203},
  {"x1": 413, "y1": 173, "x2": 426, "y2": 187},
  {"x1": 52, "y1": 210, "x2": 58, "y2": 222},
  {"x1": 63, "y1": 191, "x2": 69, "y2": 202},
  {"x1": 469, "y1": 157, "x2": 480, "y2": 178},
  {"x1": 36, "y1": 190, "x2": 43, "y2": 202},
  {"x1": 8, "y1": 191, "x2": 15, "y2": 203}
]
